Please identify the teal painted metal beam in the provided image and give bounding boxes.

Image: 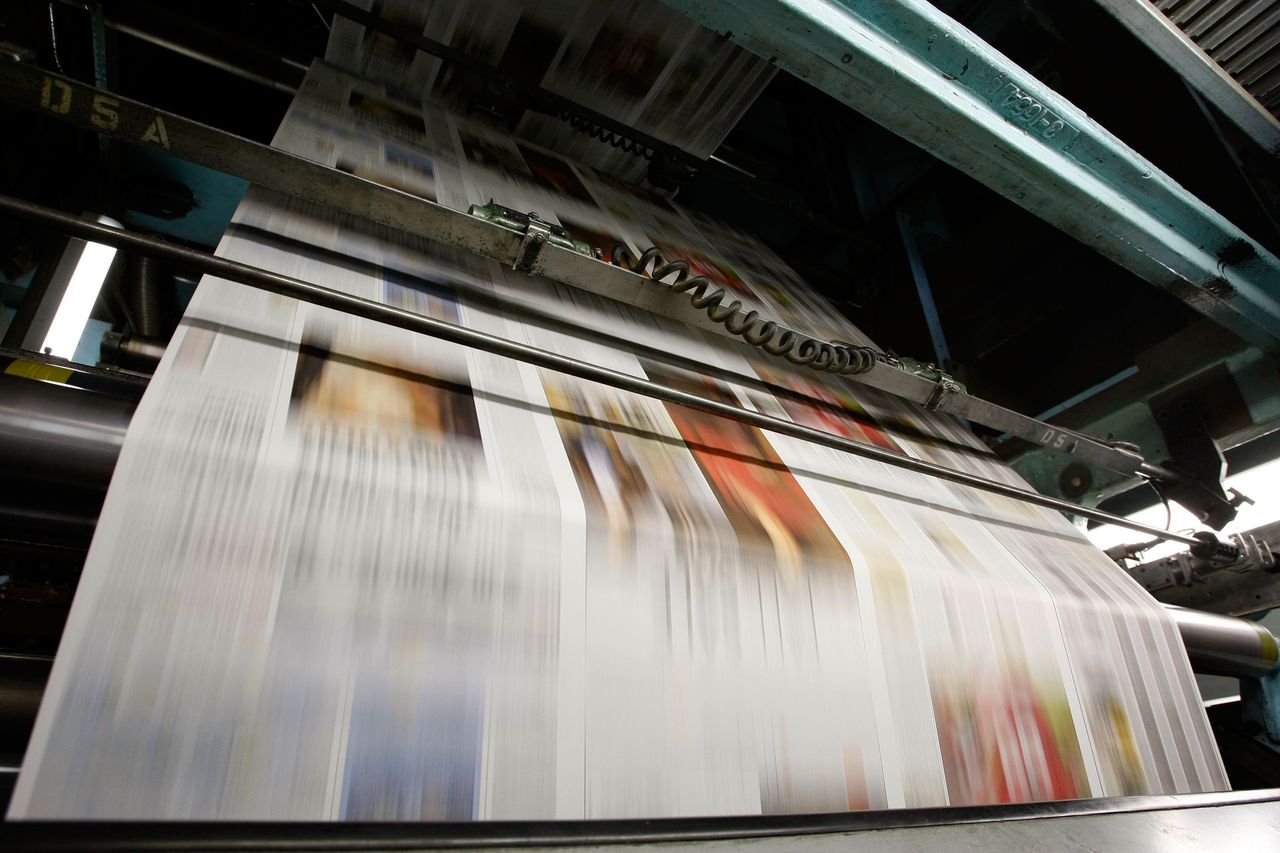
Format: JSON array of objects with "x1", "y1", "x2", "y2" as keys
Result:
[{"x1": 661, "y1": 0, "x2": 1280, "y2": 349}]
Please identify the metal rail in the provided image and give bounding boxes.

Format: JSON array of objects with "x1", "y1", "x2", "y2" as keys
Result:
[
  {"x1": 0, "y1": 194, "x2": 1204, "y2": 547},
  {"x1": 0, "y1": 60, "x2": 1154, "y2": 479},
  {"x1": 658, "y1": 0, "x2": 1280, "y2": 349},
  {"x1": 104, "y1": 19, "x2": 300, "y2": 95}
]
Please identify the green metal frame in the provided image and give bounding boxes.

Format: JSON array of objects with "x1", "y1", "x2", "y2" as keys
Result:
[{"x1": 658, "y1": 0, "x2": 1280, "y2": 350}]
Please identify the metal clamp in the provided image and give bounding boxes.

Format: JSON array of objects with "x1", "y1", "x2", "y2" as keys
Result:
[
  {"x1": 924, "y1": 375, "x2": 963, "y2": 412},
  {"x1": 466, "y1": 201, "x2": 595, "y2": 275},
  {"x1": 1126, "y1": 531, "x2": 1279, "y2": 592},
  {"x1": 514, "y1": 217, "x2": 551, "y2": 274}
]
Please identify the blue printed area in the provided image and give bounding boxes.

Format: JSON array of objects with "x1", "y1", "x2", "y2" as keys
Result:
[{"x1": 340, "y1": 666, "x2": 484, "y2": 820}]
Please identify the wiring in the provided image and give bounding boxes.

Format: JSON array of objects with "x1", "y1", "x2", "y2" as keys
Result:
[
  {"x1": 1149, "y1": 478, "x2": 1173, "y2": 531},
  {"x1": 611, "y1": 244, "x2": 880, "y2": 377},
  {"x1": 558, "y1": 111, "x2": 656, "y2": 159}
]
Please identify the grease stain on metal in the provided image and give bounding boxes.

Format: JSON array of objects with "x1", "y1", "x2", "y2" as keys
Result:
[{"x1": 1218, "y1": 239, "x2": 1257, "y2": 268}]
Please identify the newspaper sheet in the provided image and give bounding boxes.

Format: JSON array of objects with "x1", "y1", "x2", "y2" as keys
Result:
[
  {"x1": 8, "y1": 63, "x2": 1227, "y2": 819},
  {"x1": 324, "y1": 0, "x2": 774, "y2": 180}
]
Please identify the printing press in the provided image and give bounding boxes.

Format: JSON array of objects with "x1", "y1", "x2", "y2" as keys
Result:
[{"x1": 3, "y1": 0, "x2": 1280, "y2": 848}]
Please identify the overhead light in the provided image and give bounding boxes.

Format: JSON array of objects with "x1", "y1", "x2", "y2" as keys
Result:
[{"x1": 39, "y1": 216, "x2": 121, "y2": 360}]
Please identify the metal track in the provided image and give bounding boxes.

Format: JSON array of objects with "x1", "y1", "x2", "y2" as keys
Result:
[
  {"x1": 0, "y1": 194, "x2": 1205, "y2": 547},
  {"x1": 0, "y1": 60, "x2": 1156, "y2": 479}
]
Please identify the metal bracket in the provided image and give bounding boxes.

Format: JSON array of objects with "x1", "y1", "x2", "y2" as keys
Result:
[
  {"x1": 1125, "y1": 530, "x2": 1279, "y2": 594},
  {"x1": 924, "y1": 375, "x2": 962, "y2": 412},
  {"x1": 514, "y1": 218, "x2": 551, "y2": 274},
  {"x1": 1154, "y1": 396, "x2": 1250, "y2": 530},
  {"x1": 466, "y1": 201, "x2": 595, "y2": 275}
]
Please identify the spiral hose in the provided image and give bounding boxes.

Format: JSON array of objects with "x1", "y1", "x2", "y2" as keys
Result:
[
  {"x1": 560, "y1": 112, "x2": 655, "y2": 159},
  {"x1": 612, "y1": 245, "x2": 879, "y2": 376}
]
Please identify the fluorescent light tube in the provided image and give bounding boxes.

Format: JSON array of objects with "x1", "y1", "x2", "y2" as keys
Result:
[{"x1": 40, "y1": 217, "x2": 120, "y2": 359}]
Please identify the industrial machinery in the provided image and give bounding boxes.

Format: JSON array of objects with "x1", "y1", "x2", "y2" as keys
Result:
[{"x1": 3, "y1": 0, "x2": 1280, "y2": 846}]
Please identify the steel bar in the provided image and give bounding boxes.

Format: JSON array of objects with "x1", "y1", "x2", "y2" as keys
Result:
[
  {"x1": 0, "y1": 194, "x2": 1204, "y2": 546},
  {"x1": 659, "y1": 0, "x2": 1280, "y2": 349},
  {"x1": 1091, "y1": 0, "x2": 1280, "y2": 153},
  {"x1": 0, "y1": 61, "x2": 1152, "y2": 478},
  {"x1": 105, "y1": 20, "x2": 299, "y2": 95}
]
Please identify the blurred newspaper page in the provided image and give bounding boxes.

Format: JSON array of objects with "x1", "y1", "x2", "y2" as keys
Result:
[
  {"x1": 8, "y1": 64, "x2": 1226, "y2": 819},
  {"x1": 324, "y1": 0, "x2": 773, "y2": 180}
]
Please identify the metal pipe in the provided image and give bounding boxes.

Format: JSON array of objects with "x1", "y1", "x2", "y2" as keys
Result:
[
  {"x1": 104, "y1": 19, "x2": 299, "y2": 95},
  {"x1": 0, "y1": 194, "x2": 1205, "y2": 547},
  {"x1": 1166, "y1": 605, "x2": 1279, "y2": 678},
  {"x1": 99, "y1": 331, "x2": 165, "y2": 373}
]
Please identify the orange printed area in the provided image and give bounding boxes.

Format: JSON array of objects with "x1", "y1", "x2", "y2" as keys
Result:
[
  {"x1": 644, "y1": 361, "x2": 847, "y2": 577},
  {"x1": 762, "y1": 370, "x2": 901, "y2": 454}
]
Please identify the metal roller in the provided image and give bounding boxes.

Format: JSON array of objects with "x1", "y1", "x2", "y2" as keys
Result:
[
  {"x1": 0, "y1": 372, "x2": 134, "y2": 491},
  {"x1": 0, "y1": 369, "x2": 138, "y2": 545},
  {"x1": 1167, "y1": 605, "x2": 1279, "y2": 679}
]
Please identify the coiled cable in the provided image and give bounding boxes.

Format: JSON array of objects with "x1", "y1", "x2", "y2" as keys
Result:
[
  {"x1": 612, "y1": 245, "x2": 879, "y2": 376},
  {"x1": 560, "y1": 112, "x2": 655, "y2": 159}
]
